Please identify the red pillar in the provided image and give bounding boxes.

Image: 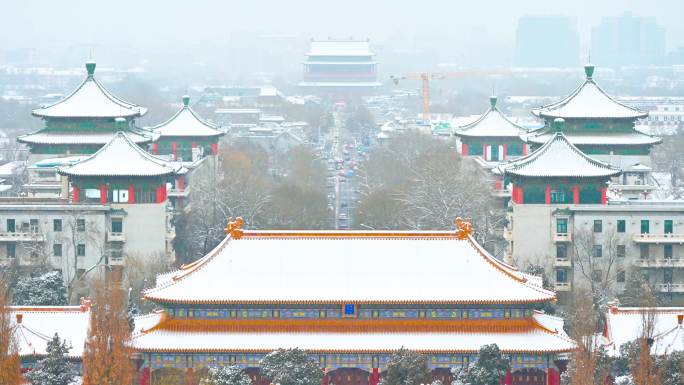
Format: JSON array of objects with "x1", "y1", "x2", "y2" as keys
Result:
[
  {"x1": 99, "y1": 184, "x2": 107, "y2": 204},
  {"x1": 547, "y1": 368, "x2": 560, "y2": 385},
  {"x1": 171, "y1": 142, "x2": 177, "y2": 159},
  {"x1": 461, "y1": 143, "x2": 469, "y2": 156},
  {"x1": 511, "y1": 185, "x2": 520, "y2": 204},
  {"x1": 601, "y1": 187, "x2": 608, "y2": 205},
  {"x1": 495, "y1": 179, "x2": 502, "y2": 190},
  {"x1": 211, "y1": 142, "x2": 218, "y2": 155},
  {"x1": 371, "y1": 368, "x2": 379, "y2": 385},
  {"x1": 177, "y1": 176, "x2": 185, "y2": 190},
  {"x1": 72, "y1": 186, "x2": 80, "y2": 203},
  {"x1": 522, "y1": 144, "x2": 528, "y2": 156},
  {"x1": 191, "y1": 142, "x2": 197, "y2": 149},
  {"x1": 151, "y1": 143, "x2": 158, "y2": 155},
  {"x1": 321, "y1": 369, "x2": 329, "y2": 385},
  {"x1": 504, "y1": 369, "x2": 512, "y2": 385},
  {"x1": 128, "y1": 184, "x2": 135, "y2": 203},
  {"x1": 545, "y1": 184, "x2": 551, "y2": 204},
  {"x1": 139, "y1": 367, "x2": 151, "y2": 385},
  {"x1": 573, "y1": 185, "x2": 580, "y2": 204},
  {"x1": 502, "y1": 143, "x2": 507, "y2": 160},
  {"x1": 186, "y1": 368, "x2": 193, "y2": 385},
  {"x1": 483, "y1": 145, "x2": 488, "y2": 160}
]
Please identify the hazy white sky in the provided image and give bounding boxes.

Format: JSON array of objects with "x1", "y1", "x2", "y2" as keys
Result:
[{"x1": 2, "y1": 0, "x2": 683, "y2": 50}]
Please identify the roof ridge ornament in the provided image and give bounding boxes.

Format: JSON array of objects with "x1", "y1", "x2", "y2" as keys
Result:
[
  {"x1": 584, "y1": 63, "x2": 594, "y2": 79},
  {"x1": 85, "y1": 60, "x2": 96, "y2": 77},
  {"x1": 454, "y1": 217, "x2": 472, "y2": 240},
  {"x1": 182, "y1": 95, "x2": 190, "y2": 107},
  {"x1": 489, "y1": 95, "x2": 497, "y2": 108},
  {"x1": 225, "y1": 217, "x2": 245, "y2": 239},
  {"x1": 553, "y1": 118, "x2": 565, "y2": 132}
]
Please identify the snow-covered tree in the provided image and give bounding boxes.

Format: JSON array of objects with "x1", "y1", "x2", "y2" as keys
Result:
[
  {"x1": 126, "y1": 287, "x2": 140, "y2": 330},
  {"x1": 382, "y1": 347, "x2": 431, "y2": 385},
  {"x1": 0, "y1": 282, "x2": 22, "y2": 385},
  {"x1": 24, "y1": 333, "x2": 76, "y2": 385},
  {"x1": 451, "y1": 344, "x2": 509, "y2": 385},
  {"x1": 259, "y1": 348, "x2": 322, "y2": 385},
  {"x1": 200, "y1": 365, "x2": 252, "y2": 385},
  {"x1": 12, "y1": 271, "x2": 67, "y2": 306}
]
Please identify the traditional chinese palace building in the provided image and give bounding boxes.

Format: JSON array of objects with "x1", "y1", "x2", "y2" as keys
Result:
[
  {"x1": 150, "y1": 95, "x2": 224, "y2": 161},
  {"x1": 455, "y1": 96, "x2": 528, "y2": 163},
  {"x1": 299, "y1": 39, "x2": 381, "y2": 96},
  {"x1": 525, "y1": 64, "x2": 661, "y2": 170},
  {"x1": 132, "y1": 219, "x2": 575, "y2": 385},
  {"x1": 18, "y1": 61, "x2": 153, "y2": 162}
]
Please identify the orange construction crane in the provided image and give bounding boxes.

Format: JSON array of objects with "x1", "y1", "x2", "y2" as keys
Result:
[{"x1": 390, "y1": 70, "x2": 507, "y2": 120}]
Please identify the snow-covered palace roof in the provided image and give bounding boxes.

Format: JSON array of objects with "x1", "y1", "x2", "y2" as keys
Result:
[
  {"x1": 58, "y1": 131, "x2": 181, "y2": 178},
  {"x1": 10, "y1": 301, "x2": 91, "y2": 358},
  {"x1": 532, "y1": 64, "x2": 647, "y2": 120},
  {"x1": 150, "y1": 95, "x2": 224, "y2": 138},
  {"x1": 455, "y1": 96, "x2": 527, "y2": 138},
  {"x1": 306, "y1": 39, "x2": 374, "y2": 57},
  {"x1": 503, "y1": 123, "x2": 621, "y2": 179},
  {"x1": 143, "y1": 223, "x2": 555, "y2": 305},
  {"x1": 32, "y1": 61, "x2": 147, "y2": 119},
  {"x1": 601, "y1": 304, "x2": 684, "y2": 356}
]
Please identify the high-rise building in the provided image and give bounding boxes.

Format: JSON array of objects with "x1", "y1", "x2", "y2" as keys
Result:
[
  {"x1": 514, "y1": 16, "x2": 579, "y2": 67},
  {"x1": 591, "y1": 12, "x2": 666, "y2": 67}
]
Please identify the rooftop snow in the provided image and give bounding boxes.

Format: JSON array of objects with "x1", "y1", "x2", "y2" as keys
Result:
[
  {"x1": 17, "y1": 130, "x2": 154, "y2": 146},
  {"x1": 524, "y1": 131, "x2": 661, "y2": 146},
  {"x1": 10, "y1": 306, "x2": 90, "y2": 358},
  {"x1": 603, "y1": 306, "x2": 684, "y2": 356},
  {"x1": 143, "y1": 231, "x2": 556, "y2": 304},
  {"x1": 151, "y1": 97, "x2": 224, "y2": 138},
  {"x1": 58, "y1": 132, "x2": 180, "y2": 177},
  {"x1": 32, "y1": 62, "x2": 147, "y2": 118},
  {"x1": 456, "y1": 98, "x2": 526, "y2": 138},
  {"x1": 503, "y1": 132, "x2": 621, "y2": 178},
  {"x1": 307, "y1": 40, "x2": 374, "y2": 56}
]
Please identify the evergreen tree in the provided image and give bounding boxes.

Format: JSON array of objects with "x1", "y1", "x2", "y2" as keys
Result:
[
  {"x1": 260, "y1": 348, "x2": 322, "y2": 385},
  {"x1": 383, "y1": 347, "x2": 431, "y2": 385},
  {"x1": 200, "y1": 365, "x2": 252, "y2": 385},
  {"x1": 25, "y1": 333, "x2": 76, "y2": 385},
  {"x1": 12, "y1": 271, "x2": 67, "y2": 306},
  {"x1": 452, "y1": 344, "x2": 509, "y2": 385}
]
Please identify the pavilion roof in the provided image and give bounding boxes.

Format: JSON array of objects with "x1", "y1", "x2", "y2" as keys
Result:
[
  {"x1": 532, "y1": 64, "x2": 647, "y2": 120},
  {"x1": 143, "y1": 222, "x2": 556, "y2": 305},
  {"x1": 17, "y1": 128, "x2": 154, "y2": 146},
  {"x1": 57, "y1": 131, "x2": 180, "y2": 178},
  {"x1": 503, "y1": 127, "x2": 621, "y2": 179},
  {"x1": 455, "y1": 96, "x2": 527, "y2": 138},
  {"x1": 601, "y1": 305, "x2": 684, "y2": 356},
  {"x1": 523, "y1": 130, "x2": 662, "y2": 147},
  {"x1": 306, "y1": 39, "x2": 374, "y2": 56},
  {"x1": 150, "y1": 96, "x2": 224, "y2": 138},
  {"x1": 131, "y1": 312, "x2": 575, "y2": 354},
  {"x1": 10, "y1": 303, "x2": 91, "y2": 358},
  {"x1": 32, "y1": 61, "x2": 147, "y2": 119}
]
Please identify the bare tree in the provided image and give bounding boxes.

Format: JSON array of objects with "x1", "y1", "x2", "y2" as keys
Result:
[{"x1": 0, "y1": 282, "x2": 22, "y2": 385}]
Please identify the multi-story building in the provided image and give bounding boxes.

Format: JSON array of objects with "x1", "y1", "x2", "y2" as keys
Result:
[
  {"x1": 299, "y1": 39, "x2": 381, "y2": 96},
  {"x1": 502, "y1": 120, "x2": 684, "y2": 304},
  {"x1": 132, "y1": 219, "x2": 574, "y2": 385},
  {"x1": 150, "y1": 95, "x2": 224, "y2": 161},
  {"x1": 525, "y1": 64, "x2": 661, "y2": 171},
  {"x1": 17, "y1": 61, "x2": 154, "y2": 163},
  {"x1": 591, "y1": 12, "x2": 667, "y2": 67}
]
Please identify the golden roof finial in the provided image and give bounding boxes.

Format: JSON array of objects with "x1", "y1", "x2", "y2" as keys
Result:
[
  {"x1": 225, "y1": 216, "x2": 245, "y2": 239},
  {"x1": 455, "y1": 217, "x2": 473, "y2": 240}
]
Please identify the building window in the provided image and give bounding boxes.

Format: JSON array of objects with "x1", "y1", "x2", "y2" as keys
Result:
[
  {"x1": 77, "y1": 244, "x2": 86, "y2": 257},
  {"x1": 343, "y1": 304, "x2": 356, "y2": 316},
  {"x1": 550, "y1": 190, "x2": 565, "y2": 203},
  {"x1": 593, "y1": 220, "x2": 603, "y2": 233},
  {"x1": 617, "y1": 245, "x2": 626, "y2": 258},
  {"x1": 664, "y1": 269, "x2": 673, "y2": 284},
  {"x1": 111, "y1": 218, "x2": 123, "y2": 233},
  {"x1": 556, "y1": 218, "x2": 568, "y2": 234},
  {"x1": 6, "y1": 219, "x2": 15, "y2": 233},
  {"x1": 53, "y1": 219, "x2": 62, "y2": 232},
  {"x1": 617, "y1": 220, "x2": 626, "y2": 233},
  {"x1": 664, "y1": 219, "x2": 673, "y2": 234},
  {"x1": 556, "y1": 244, "x2": 567, "y2": 259},
  {"x1": 617, "y1": 270, "x2": 626, "y2": 283},
  {"x1": 641, "y1": 220, "x2": 650, "y2": 234},
  {"x1": 592, "y1": 269, "x2": 603, "y2": 282},
  {"x1": 6, "y1": 243, "x2": 15, "y2": 258},
  {"x1": 592, "y1": 245, "x2": 603, "y2": 258},
  {"x1": 664, "y1": 244, "x2": 673, "y2": 259},
  {"x1": 640, "y1": 244, "x2": 649, "y2": 259},
  {"x1": 53, "y1": 244, "x2": 62, "y2": 257},
  {"x1": 29, "y1": 219, "x2": 39, "y2": 232},
  {"x1": 30, "y1": 251, "x2": 38, "y2": 259},
  {"x1": 556, "y1": 269, "x2": 568, "y2": 283},
  {"x1": 77, "y1": 219, "x2": 85, "y2": 232}
]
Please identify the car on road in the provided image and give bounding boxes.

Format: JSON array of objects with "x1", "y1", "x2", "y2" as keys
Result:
[{"x1": 338, "y1": 213, "x2": 348, "y2": 220}]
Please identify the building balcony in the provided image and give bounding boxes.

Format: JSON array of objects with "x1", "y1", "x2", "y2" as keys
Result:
[
  {"x1": 0, "y1": 232, "x2": 45, "y2": 242},
  {"x1": 109, "y1": 255, "x2": 125, "y2": 266},
  {"x1": 107, "y1": 232, "x2": 125, "y2": 242},
  {"x1": 633, "y1": 259, "x2": 684, "y2": 268},
  {"x1": 553, "y1": 232, "x2": 572, "y2": 243},
  {"x1": 632, "y1": 233, "x2": 684, "y2": 244},
  {"x1": 167, "y1": 187, "x2": 190, "y2": 198},
  {"x1": 655, "y1": 283, "x2": 684, "y2": 293},
  {"x1": 554, "y1": 282, "x2": 571, "y2": 292},
  {"x1": 554, "y1": 257, "x2": 572, "y2": 267}
]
